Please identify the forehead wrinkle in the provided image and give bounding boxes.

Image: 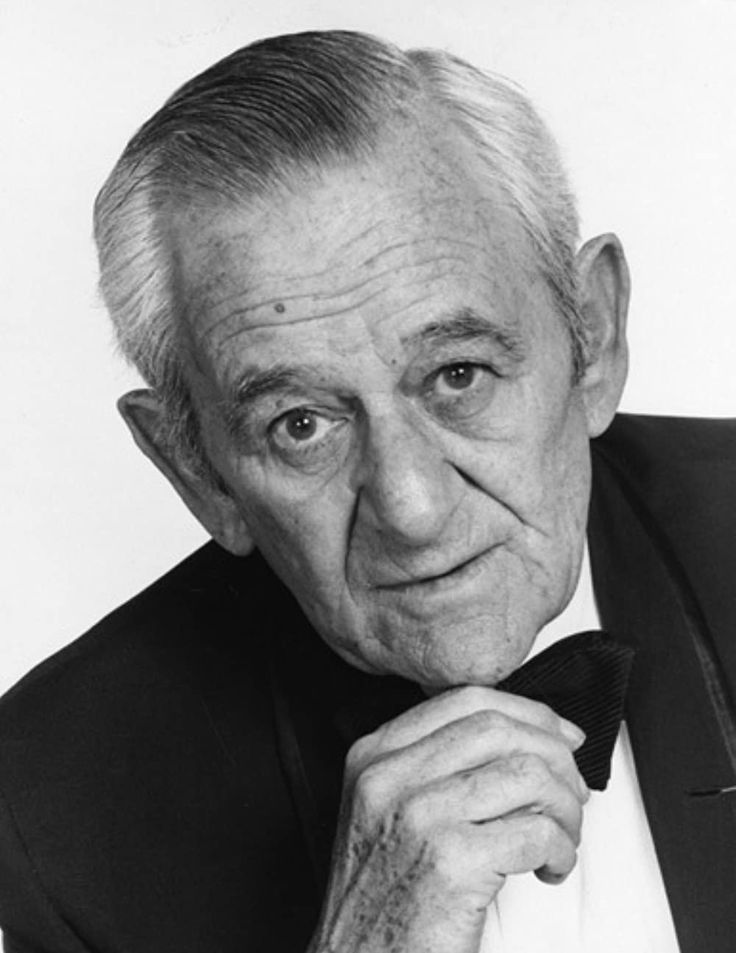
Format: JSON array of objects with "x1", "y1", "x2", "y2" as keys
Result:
[
  {"x1": 210, "y1": 287, "x2": 386, "y2": 351},
  {"x1": 208, "y1": 218, "x2": 391, "y2": 296},
  {"x1": 249, "y1": 235, "x2": 488, "y2": 286},
  {"x1": 197, "y1": 246, "x2": 484, "y2": 345},
  {"x1": 360, "y1": 235, "x2": 488, "y2": 270},
  {"x1": 213, "y1": 300, "x2": 523, "y2": 402},
  {"x1": 375, "y1": 265, "x2": 515, "y2": 327},
  {"x1": 196, "y1": 287, "x2": 343, "y2": 345},
  {"x1": 209, "y1": 232, "x2": 483, "y2": 308},
  {"x1": 197, "y1": 265, "x2": 389, "y2": 343}
]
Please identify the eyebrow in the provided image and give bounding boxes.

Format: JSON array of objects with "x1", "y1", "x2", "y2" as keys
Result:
[
  {"x1": 401, "y1": 307, "x2": 526, "y2": 357},
  {"x1": 220, "y1": 365, "x2": 312, "y2": 434},
  {"x1": 221, "y1": 307, "x2": 525, "y2": 429}
]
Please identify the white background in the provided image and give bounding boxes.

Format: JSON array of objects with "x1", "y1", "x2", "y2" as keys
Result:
[{"x1": 2, "y1": 0, "x2": 735, "y2": 696}]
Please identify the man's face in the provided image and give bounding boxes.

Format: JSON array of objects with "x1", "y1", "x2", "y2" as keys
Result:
[{"x1": 170, "y1": 124, "x2": 601, "y2": 689}]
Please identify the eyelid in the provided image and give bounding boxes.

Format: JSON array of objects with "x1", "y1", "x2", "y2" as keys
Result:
[
  {"x1": 269, "y1": 403, "x2": 338, "y2": 432},
  {"x1": 422, "y1": 359, "x2": 497, "y2": 391}
]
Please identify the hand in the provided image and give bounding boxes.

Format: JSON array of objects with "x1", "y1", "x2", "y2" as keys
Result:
[{"x1": 308, "y1": 686, "x2": 588, "y2": 953}]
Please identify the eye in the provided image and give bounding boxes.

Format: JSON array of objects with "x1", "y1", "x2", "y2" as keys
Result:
[
  {"x1": 280, "y1": 409, "x2": 320, "y2": 442},
  {"x1": 424, "y1": 361, "x2": 497, "y2": 424},
  {"x1": 432, "y1": 361, "x2": 495, "y2": 399},
  {"x1": 268, "y1": 407, "x2": 346, "y2": 466},
  {"x1": 435, "y1": 362, "x2": 482, "y2": 393},
  {"x1": 272, "y1": 408, "x2": 331, "y2": 444}
]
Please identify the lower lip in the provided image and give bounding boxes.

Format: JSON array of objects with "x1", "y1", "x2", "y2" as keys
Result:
[{"x1": 379, "y1": 546, "x2": 499, "y2": 599}]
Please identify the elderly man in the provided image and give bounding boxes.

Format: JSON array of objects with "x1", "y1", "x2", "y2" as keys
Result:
[{"x1": 0, "y1": 29, "x2": 734, "y2": 953}]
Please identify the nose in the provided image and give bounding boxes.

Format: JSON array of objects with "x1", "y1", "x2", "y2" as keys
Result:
[{"x1": 355, "y1": 408, "x2": 463, "y2": 547}]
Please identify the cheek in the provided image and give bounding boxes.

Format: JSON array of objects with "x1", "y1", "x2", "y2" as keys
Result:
[
  {"x1": 465, "y1": 417, "x2": 587, "y2": 513},
  {"x1": 520, "y1": 381, "x2": 590, "y2": 487},
  {"x1": 544, "y1": 397, "x2": 592, "y2": 482},
  {"x1": 230, "y1": 475, "x2": 350, "y2": 592},
  {"x1": 203, "y1": 415, "x2": 359, "y2": 599},
  {"x1": 533, "y1": 409, "x2": 593, "y2": 551}
]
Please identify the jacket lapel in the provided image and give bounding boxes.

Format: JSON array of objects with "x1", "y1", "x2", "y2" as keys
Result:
[{"x1": 589, "y1": 444, "x2": 736, "y2": 953}]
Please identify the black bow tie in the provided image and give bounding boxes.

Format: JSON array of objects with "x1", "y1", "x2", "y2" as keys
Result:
[{"x1": 497, "y1": 631, "x2": 635, "y2": 791}]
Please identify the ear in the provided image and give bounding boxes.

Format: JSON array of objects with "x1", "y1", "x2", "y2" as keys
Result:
[
  {"x1": 575, "y1": 233, "x2": 630, "y2": 438},
  {"x1": 118, "y1": 389, "x2": 255, "y2": 556}
]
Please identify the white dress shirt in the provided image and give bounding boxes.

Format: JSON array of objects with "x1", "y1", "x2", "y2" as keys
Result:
[{"x1": 479, "y1": 547, "x2": 681, "y2": 952}]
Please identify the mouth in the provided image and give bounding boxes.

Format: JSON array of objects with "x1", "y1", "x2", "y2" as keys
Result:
[{"x1": 376, "y1": 546, "x2": 498, "y2": 595}]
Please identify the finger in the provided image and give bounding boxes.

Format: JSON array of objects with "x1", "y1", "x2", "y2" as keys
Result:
[
  {"x1": 362, "y1": 685, "x2": 585, "y2": 758},
  {"x1": 486, "y1": 812, "x2": 578, "y2": 882},
  {"x1": 404, "y1": 753, "x2": 585, "y2": 844},
  {"x1": 433, "y1": 813, "x2": 578, "y2": 892},
  {"x1": 357, "y1": 708, "x2": 588, "y2": 803}
]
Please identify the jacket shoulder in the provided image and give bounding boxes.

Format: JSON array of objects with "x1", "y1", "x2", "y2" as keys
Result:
[
  {"x1": 0, "y1": 544, "x2": 314, "y2": 949},
  {"x1": 593, "y1": 412, "x2": 736, "y2": 526},
  {"x1": 0, "y1": 542, "x2": 263, "y2": 733},
  {"x1": 596, "y1": 412, "x2": 736, "y2": 469},
  {"x1": 593, "y1": 412, "x2": 736, "y2": 681}
]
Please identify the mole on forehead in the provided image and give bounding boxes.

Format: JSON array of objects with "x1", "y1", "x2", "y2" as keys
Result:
[
  {"x1": 201, "y1": 288, "x2": 388, "y2": 354},
  {"x1": 192, "y1": 235, "x2": 499, "y2": 344},
  {"x1": 204, "y1": 288, "x2": 524, "y2": 370}
]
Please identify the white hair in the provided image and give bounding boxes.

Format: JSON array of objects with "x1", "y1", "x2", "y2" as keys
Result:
[{"x1": 94, "y1": 31, "x2": 581, "y2": 472}]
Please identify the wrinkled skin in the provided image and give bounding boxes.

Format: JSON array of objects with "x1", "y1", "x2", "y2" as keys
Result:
[
  {"x1": 310, "y1": 686, "x2": 588, "y2": 953},
  {"x1": 121, "y1": 108, "x2": 629, "y2": 951}
]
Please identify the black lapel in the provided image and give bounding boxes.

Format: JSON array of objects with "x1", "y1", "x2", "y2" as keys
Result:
[{"x1": 589, "y1": 444, "x2": 736, "y2": 953}]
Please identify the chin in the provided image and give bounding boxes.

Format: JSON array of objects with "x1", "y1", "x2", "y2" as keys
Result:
[
  {"x1": 373, "y1": 616, "x2": 539, "y2": 689},
  {"x1": 412, "y1": 656, "x2": 522, "y2": 691}
]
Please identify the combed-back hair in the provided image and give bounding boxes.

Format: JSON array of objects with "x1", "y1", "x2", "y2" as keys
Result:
[{"x1": 94, "y1": 30, "x2": 581, "y2": 472}]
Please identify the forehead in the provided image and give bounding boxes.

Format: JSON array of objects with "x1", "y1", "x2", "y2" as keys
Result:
[{"x1": 168, "y1": 120, "x2": 539, "y2": 385}]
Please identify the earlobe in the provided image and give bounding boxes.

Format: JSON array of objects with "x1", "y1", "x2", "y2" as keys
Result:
[
  {"x1": 575, "y1": 233, "x2": 630, "y2": 438},
  {"x1": 117, "y1": 389, "x2": 255, "y2": 556}
]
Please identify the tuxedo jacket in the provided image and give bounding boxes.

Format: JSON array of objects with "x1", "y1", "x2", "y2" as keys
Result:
[{"x1": 0, "y1": 414, "x2": 735, "y2": 952}]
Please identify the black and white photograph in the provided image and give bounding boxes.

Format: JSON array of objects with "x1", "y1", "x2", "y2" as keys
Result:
[{"x1": 2, "y1": 2, "x2": 735, "y2": 950}]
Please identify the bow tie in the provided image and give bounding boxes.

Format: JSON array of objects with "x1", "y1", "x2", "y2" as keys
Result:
[{"x1": 497, "y1": 631, "x2": 635, "y2": 791}]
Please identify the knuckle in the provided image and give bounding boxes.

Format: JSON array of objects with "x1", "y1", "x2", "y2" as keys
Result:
[
  {"x1": 396, "y1": 791, "x2": 428, "y2": 834},
  {"x1": 556, "y1": 745, "x2": 577, "y2": 771},
  {"x1": 555, "y1": 750, "x2": 587, "y2": 799},
  {"x1": 431, "y1": 829, "x2": 467, "y2": 883},
  {"x1": 468, "y1": 708, "x2": 511, "y2": 734},
  {"x1": 525, "y1": 698, "x2": 560, "y2": 731},
  {"x1": 508, "y1": 752, "x2": 549, "y2": 785},
  {"x1": 503, "y1": 818, "x2": 542, "y2": 869},
  {"x1": 451, "y1": 684, "x2": 494, "y2": 711},
  {"x1": 345, "y1": 734, "x2": 375, "y2": 774},
  {"x1": 353, "y1": 760, "x2": 390, "y2": 811},
  {"x1": 531, "y1": 812, "x2": 559, "y2": 847},
  {"x1": 500, "y1": 812, "x2": 576, "y2": 878},
  {"x1": 514, "y1": 814, "x2": 560, "y2": 868}
]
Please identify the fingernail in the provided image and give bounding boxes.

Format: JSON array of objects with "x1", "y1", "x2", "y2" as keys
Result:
[{"x1": 561, "y1": 720, "x2": 586, "y2": 748}]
